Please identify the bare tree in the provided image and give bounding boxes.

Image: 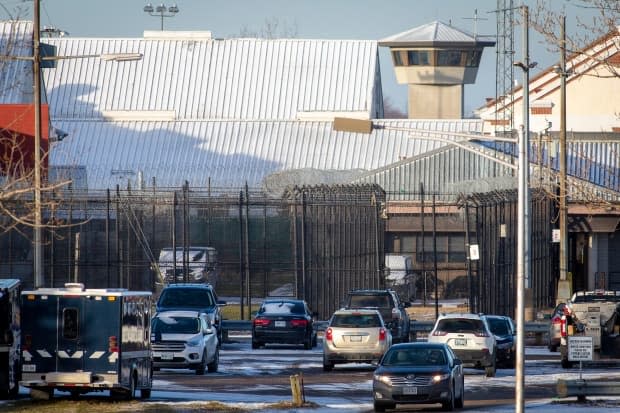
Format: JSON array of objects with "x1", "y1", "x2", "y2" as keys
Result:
[
  {"x1": 238, "y1": 17, "x2": 298, "y2": 38},
  {"x1": 531, "y1": 0, "x2": 620, "y2": 78}
]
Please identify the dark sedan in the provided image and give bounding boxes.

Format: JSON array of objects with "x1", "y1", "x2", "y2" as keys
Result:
[
  {"x1": 482, "y1": 315, "x2": 516, "y2": 368},
  {"x1": 372, "y1": 342, "x2": 464, "y2": 412},
  {"x1": 251, "y1": 298, "x2": 317, "y2": 349}
]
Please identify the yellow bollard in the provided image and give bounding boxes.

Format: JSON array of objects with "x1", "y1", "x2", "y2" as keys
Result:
[{"x1": 290, "y1": 373, "x2": 305, "y2": 406}]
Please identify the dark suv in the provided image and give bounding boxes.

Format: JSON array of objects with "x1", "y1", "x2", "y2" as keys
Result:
[
  {"x1": 156, "y1": 283, "x2": 226, "y2": 345},
  {"x1": 344, "y1": 289, "x2": 411, "y2": 343}
]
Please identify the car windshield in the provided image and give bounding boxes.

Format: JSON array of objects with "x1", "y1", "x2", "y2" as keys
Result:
[
  {"x1": 436, "y1": 318, "x2": 485, "y2": 334},
  {"x1": 383, "y1": 347, "x2": 447, "y2": 366},
  {"x1": 158, "y1": 289, "x2": 215, "y2": 308},
  {"x1": 331, "y1": 313, "x2": 382, "y2": 328},
  {"x1": 260, "y1": 301, "x2": 305, "y2": 315},
  {"x1": 152, "y1": 316, "x2": 200, "y2": 334},
  {"x1": 486, "y1": 318, "x2": 510, "y2": 335},
  {"x1": 349, "y1": 295, "x2": 391, "y2": 308},
  {"x1": 572, "y1": 293, "x2": 620, "y2": 303}
]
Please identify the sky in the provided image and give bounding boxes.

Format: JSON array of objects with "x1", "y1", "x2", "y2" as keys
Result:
[{"x1": 0, "y1": 0, "x2": 598, "y2": 116}]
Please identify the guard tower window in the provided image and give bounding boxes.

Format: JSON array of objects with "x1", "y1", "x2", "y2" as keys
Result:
[
  {"x1": 465, "y1": 49, "x2": 483, "y2": 67},
  {"x1": 63, "y1": 308, "x2": 79, "y2": 340},
  {"x1": 437, "y1": 50, "x2": 463, "y2": 66},
  {"x1": 407, "y1": 50, "x2": 431, "y2": 66},
  {"x1": 392, "y1": 50, "x2": 404, "y2": 66}
]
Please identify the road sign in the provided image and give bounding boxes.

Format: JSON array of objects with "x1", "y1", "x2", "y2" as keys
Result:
[{"x1": 568, "y1": 336, "x2": 593, "y2": 361}]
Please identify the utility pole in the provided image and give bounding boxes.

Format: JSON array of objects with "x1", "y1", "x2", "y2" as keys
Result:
[
  {"x1": 557, "y1": 15, "x2": 570, "y2": 303},
  {"x1": 33, "y1": 0, "x2": 44, "y2": 287}
]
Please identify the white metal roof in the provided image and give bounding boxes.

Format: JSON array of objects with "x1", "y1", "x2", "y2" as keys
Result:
[
  {"x1": 379, "y1": 21, "x2": 495, "y2": 48},
  {"x1": 43, "y1": 36, "x2": 383, "y2": 121},
  {"x1": 49, "y1": 118, "x2": 483, "y2": 190},
  {"x1": 0, "y1": 20, "x2": 34, "y2": 104}
]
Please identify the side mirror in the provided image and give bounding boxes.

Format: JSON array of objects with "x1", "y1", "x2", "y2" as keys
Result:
[{"x1": 217, "y1": 300, "x2": 227, "y2": 307}]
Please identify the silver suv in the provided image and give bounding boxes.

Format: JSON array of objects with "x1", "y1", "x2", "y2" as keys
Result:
[
  {"x1": 151, "y1": 310, "x2": 219, "y2": 374},
  {"x1": 323, "y1": 308, "x2": 392, "y2": 371},
  {"x1": 427, "y1": 313, "x2": 497, "y2": 377}
]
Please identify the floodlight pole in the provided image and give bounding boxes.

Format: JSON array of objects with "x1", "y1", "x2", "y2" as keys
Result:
[
  {"x1": 33, "y1": 0, "x2": 44, "y2": 287},
  {"x1": 515, "y1": 5, "x2": 531, "y2": 413}
]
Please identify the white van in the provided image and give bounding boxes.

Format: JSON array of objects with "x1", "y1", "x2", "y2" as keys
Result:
[
  {"x1": 156, "y1": 247, "x2": 218, "y2": 287},
  {"x1": 384, "y1": 254, "x2": 415, "y2": 300}
]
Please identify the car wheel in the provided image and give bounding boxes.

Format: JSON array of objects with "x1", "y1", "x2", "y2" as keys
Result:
[
  {"x1": 140, "y1": 388, "x2": 152, "y2": 399},
  {"x1": 485, "y1": 355, "x2": 496, "y2": 378},
  {"x1": 549, "y1": 343, "x2": 558, "y2": 352},
  {"x1": 441, "y1": 386, "x2": 455, "y2": 411},
  {"x1": 195, "y1": 350, "x2": 207, "y2": 375},
  {"x1": 207, "y1": 347, "x2": 219, "y2": 373},
  {"x1": 304, "y1": 335, "x2": 312, "y2": 350},
  {"x1": 323, "y1": 358, "x2": 334, "y2": 372},
  {"x1": 455, "y1": 377, "x2": 464, "y2": 408},
  {"x1": 312, "y1": 333, "x2": 318, "y2": 348},
  {"x1": 251, "y1": 340, "x2": 261, "y2": 349},
  {"x1": 561, "y1": 357, "x2": 573, "y2": 369}
]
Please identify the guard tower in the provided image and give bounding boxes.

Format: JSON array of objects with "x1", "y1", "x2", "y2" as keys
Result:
[{"x1": 379, "y1": 21, "x2": 495, "y2": 119}]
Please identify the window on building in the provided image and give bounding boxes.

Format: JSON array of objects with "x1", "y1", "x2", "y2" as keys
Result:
[
  {"x1": 392, "y1": 51, "x2": 404, "y2": 66},
  {"x1": 437, "y1": 50, "x2": 463, "y2": 66},
  {"x1": 407, "y1": 50, "x2": 431, "y2": 65},
  {"x1": 465, "y1": 49, "x2": 482, "y2": 67}
]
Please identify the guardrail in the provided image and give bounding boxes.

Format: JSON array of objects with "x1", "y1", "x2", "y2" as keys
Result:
[
  {"x1": 222, "y1": 319, "x2": 550, "y2": 335},
  {"x1": 557, "y1": 378, "x2": 620, "y2": 401}
]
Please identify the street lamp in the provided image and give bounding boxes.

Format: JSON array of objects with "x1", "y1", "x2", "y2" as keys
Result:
[{"x1": 143, "y1": 3, "x2": 179, "y2": 31}]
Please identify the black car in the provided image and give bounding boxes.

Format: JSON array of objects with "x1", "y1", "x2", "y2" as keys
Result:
[
  {"x1": 482, "y1": 315, "x2": 516, "y2": 368},
  {"x1": 373, "y1": 342, "x2": 464, "y2": 412},
  {"x1": 252, "y1": 298, "x2": 317, "y2": 349},
  {"x1": 156, "y1": 283, "x2": 227, "y2": 346}
]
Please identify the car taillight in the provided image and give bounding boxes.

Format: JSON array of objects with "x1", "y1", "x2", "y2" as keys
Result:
[
  {"x1": 474, "y1": 331, "x2": 489, "y2": 337},
  {"x1": 108, "y1": 336, "x2": 119, "y2": 353},
  {"x1": 552, "y1": 316, "x2": 562, "y2": 325},
  {"x1": 22, "y1": 334, "x2": 32, "y2": 352},
  {"x1": 253, "y1": 318, "x2": 270, "y2": 327},
  {"x1": 325, "y1": 327, "x2": 333, "y2": 342},
  {"x1": 290, "y1": 319, "x2": 308, "y2": 328},
  {"x1": 560, "y1": 316, "x2": 567, "y2": 337},
  {"x1": 379, "y1": 327, "x2": 387, "y2": 341},
  {"x1": 432, "y1": 330, "x2": 448, "y2": 336}
]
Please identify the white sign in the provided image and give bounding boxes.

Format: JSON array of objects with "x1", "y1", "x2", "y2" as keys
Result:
[
  {"x1": 552, "y1": 229, "x2": 561, "y2": 243},
  {"x1": 469, "y1": 245, "x2": 479, "y2": 261},
  {"x1": 568, "y1": 336, "x2": 593, "y2": 361}
]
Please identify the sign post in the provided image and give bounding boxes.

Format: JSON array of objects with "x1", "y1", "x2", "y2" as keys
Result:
[{"x1": 568, "y1": 336, "x2": 593, "y2": 379}]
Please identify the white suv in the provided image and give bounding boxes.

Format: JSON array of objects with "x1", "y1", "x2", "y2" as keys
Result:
[
  {"x1": 151, "y1": 310, "x2": 219, "y2": 374},
  {"x1": 427, "y1": 313, "x2": 497, "y2": 377}
]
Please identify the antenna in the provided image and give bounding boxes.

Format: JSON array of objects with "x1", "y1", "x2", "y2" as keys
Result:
[{"x1": 462, "y1": 8, "x2": 488, "y2": 37}]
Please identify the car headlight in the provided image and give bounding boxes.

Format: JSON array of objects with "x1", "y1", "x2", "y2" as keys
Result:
[
  {"x1": 432, "y1": 373, "x2": 450, "y2": 383},
  {"x1": 187, "y1": 337, "x2": 202, "y2": 347},
  {"x1": 373, "y1": 374, "x2": 392, "y2": 385}
]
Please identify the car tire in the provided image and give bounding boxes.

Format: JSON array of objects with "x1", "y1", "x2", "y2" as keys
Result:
[
  {"x1": 561, "y1": 357, "x2": 573, "y2": 369},
  {"x1": 455, "y1": 377, "x2": 464, "y2": 408},
  {"x1": 312, "y1": 333, "x2": 318, "y2": 348},
  {"x1": 323, "y1": 358, "x2": 334, "y2": 372},
  {"x1": 441, "y1": 386, "x2": 455, "y2": 411},
  {"x1": 373, "y1": 401, "x2": 394, "y2": 412},
  {"x1": 549, "y1": 343, "x2": 558, "y2": 352},
  {"x1": 251, "y1": 340, "x2": 261, "y2": 349},
  {"x1": 208, "y1": 347, "x2": 219, "y2": 373},
  {"x1": 140, "y1": 388, "x2": 152, "y2": 399},
  {"x1": 485, "y1": 355, "x2": 496, "y2": 378},
  {"x1": 304, "y1": 334, "x2": 312, "y2": 350},
  {"x1": 196, "y1": 350, "x2": 207, "y2": 375}
]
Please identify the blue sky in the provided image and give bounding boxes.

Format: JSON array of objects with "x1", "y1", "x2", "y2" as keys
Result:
[{"x1": 2, "y1": 0, "x2": 593, "y2": 116}]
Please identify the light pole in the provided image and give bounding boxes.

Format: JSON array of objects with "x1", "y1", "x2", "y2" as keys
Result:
[
  {"x1": 143, "y1": 3, "x2": 179, "y2": 31},
  {"x1": 513, "y1": 6, "x2": 533, "y2": 413}
]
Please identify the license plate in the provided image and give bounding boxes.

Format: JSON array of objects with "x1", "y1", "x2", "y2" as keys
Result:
[
  {"x1": 454, "y1": 338, "x2": 467, "y2": 346},
  {"x1": 160, "y1": 352, "x2": 174, "y2": 360},
  {"x1": 349, "y1": 335, "x2": 362, "y2": 342},
  {"x1": 275, "y1": 321, "x2": 286, "y2": 327},
  {"x1": 22, "y1": 364, "x2": 36, "y2": 372},
  {"x1": 403, "y1": 386, "x2": 418, "y2": 395}
]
